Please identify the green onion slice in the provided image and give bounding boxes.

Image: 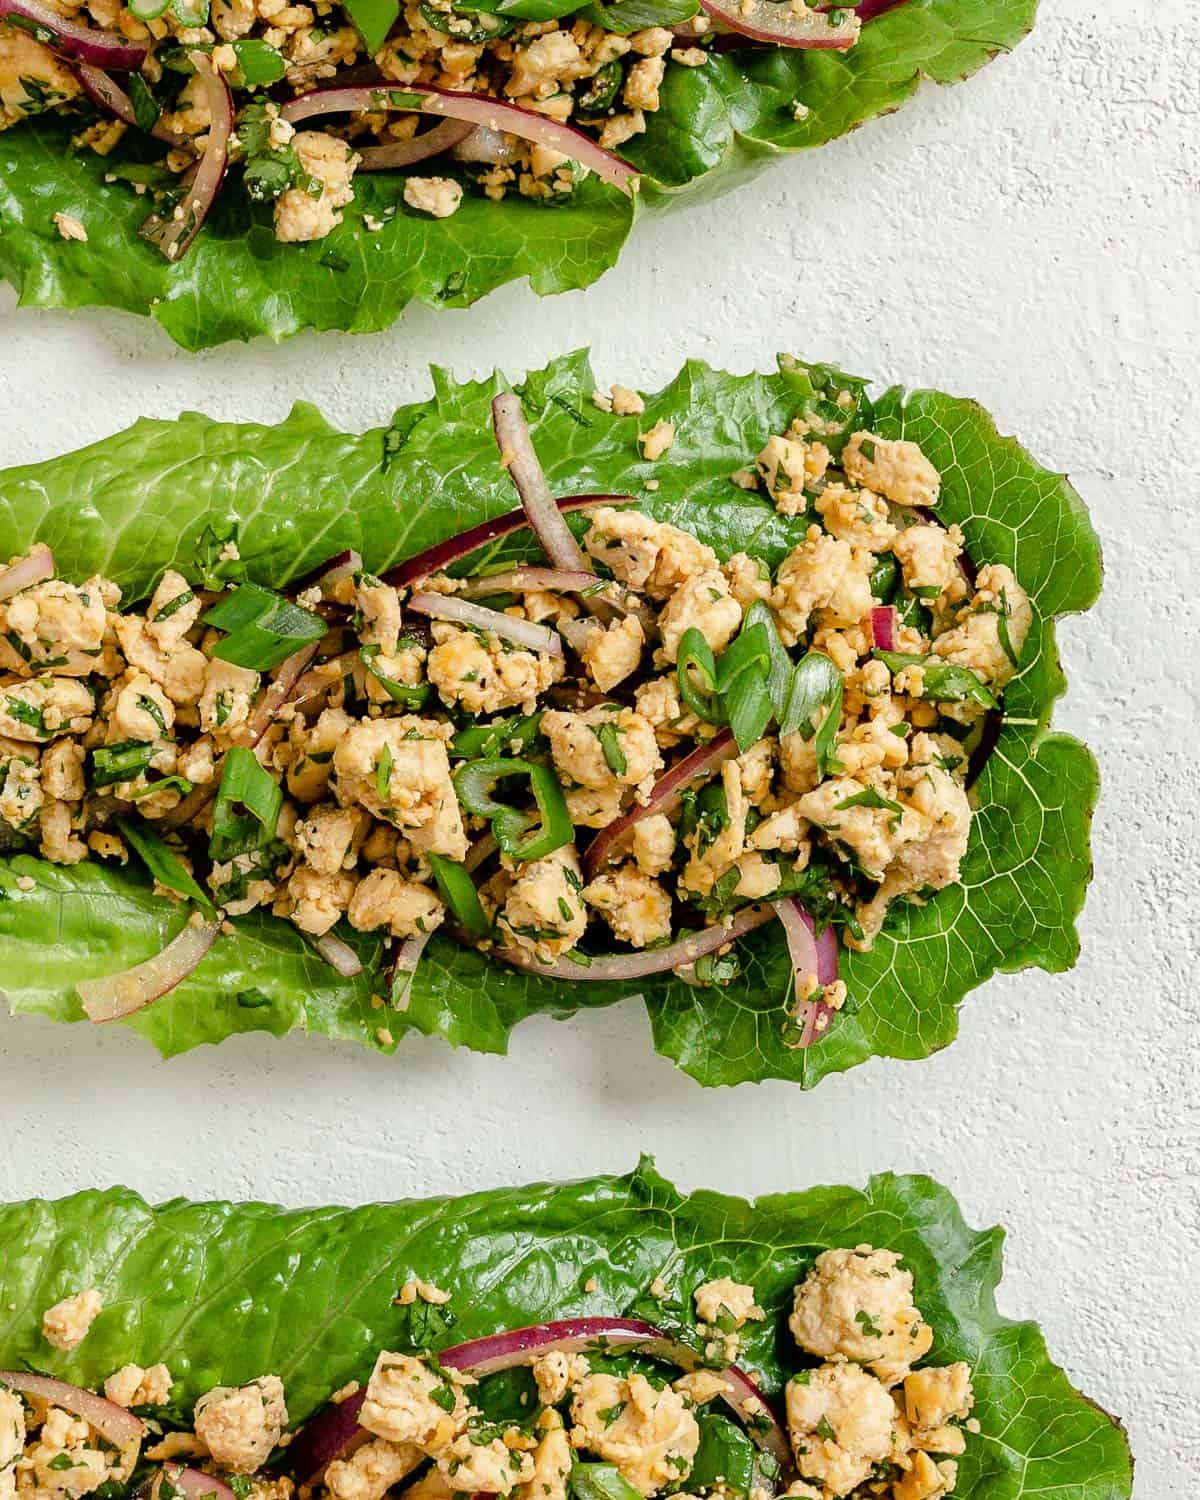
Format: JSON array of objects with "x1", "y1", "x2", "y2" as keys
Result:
[
  {"x1": 451, "y1": 711, "x2": 543, "y2": 761},
  {"x1": 872, "y1": 649, "x2": 999, "y2": 709},
  {"x1": 676, "y1": 627, "x2": 724, "y2": 725},
  {"x1": 452, "y1": 757, "x2": 573, "y2": 863},
  {"x1": 715, "y1": 620, "x2": 773, "y2": 752},
  {"x1": 359, "y1": 644, "x2": 430, "y2": 708},
  {"x1": 205, "y1": 582, "x2": 325, "y2": 672},
  {"x1": 783, "y1": 651, "x2": 844, "y2": 778},
  {"x1": 117, "y1": 816, "x2": 214, "y2": 912},
  {"x1": 428, "y1": 852, "x2": 491, "y2": 938},
  {"x1": 91, "y1": 740, "x2": 155, "y2": 789},
  {"x1": 209, "y1": 746, "x2": 283, "y2": 862}
]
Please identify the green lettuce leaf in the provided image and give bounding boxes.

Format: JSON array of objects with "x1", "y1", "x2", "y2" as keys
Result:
[
  {"x1": 0, "y1": 350, "x2": 1101, "y2": 1087},
  {"x1": 0, "y1": 0, "x2": 1037, "y2": 348},
  {"x1": 0, "y1": 1163, "x2": 1132, "y2": 1498}
]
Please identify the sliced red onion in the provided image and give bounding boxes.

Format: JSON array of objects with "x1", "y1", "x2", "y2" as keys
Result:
[
  {"x1": 0, "y1": 0, "x2": 146, "y2": 69},
  {"x1": 391, "y1": 929, "x2": 432, "y2": 1011},
  {"x1": 159, "y1": 1468, "x2": 236, "y2": 1500},
  {"x1": 289, "y1": 649, "x2": 357, "y2": 709},
  {"x1": 408, "y1": 591, "x2": 563, "y2": 656},
  {"x1": 290, "y1": 548, "x2": 363, "y2": 596},
  {"x1": 0, "y1": 1371, "x2": 147, "y2": 1448},
  {"x1": 382, "y1": 495, "x2": 632, "y2": 589},
  {"x1": 557, "y1": 615, "x2": 596, "y2": 655},
  {"x1": 77, "y1": 64, "x2": 189, "y2": 146},
  {"x1": 838, "y1": 0, "x2": 908, "y2": 19},
  {"x1": 438, "y1": 1318, "x2": 790, "y2": 1472},
  {"x1": 464, "y1": 831, "x2": 498, "y2": 873},
  {"x1": 290, "y1": 1390, "x2": 368, "y2": 1485},
  {"x1": 0, "y1": 542, "x2": 53, "y2": 600},
  {"x1": 451, "y1": 125, "x2": 518, "y2": 165},
  {"x1": 78, "y1": 918, "x2": 220, "y2": 1022},
  {"x1": 458, "y1": 566, "x2": 596, "y2": 598},
  {"x1": 870, "y1": 604, "x2": 896, "y2": 652},
  {"x1": 494, "y1": 903, "x2": 774, "y2": 982},
  {"x1": 247, "y1": 640, "x2": 326, "y2": 742},
  {"x1": 313, "y1": 931, "x2": 363, "y2": 979},
  {"x1": 281, "y1": 84, "x2": 638, "y2": 197},
  {"x1": 774, "y1": 897, "x2": 838, "y2": 1048},
  {"x1": 699, "y1": 0, "x2": 858, "y2": 48},
  {"x1": 358, "y1": 118, "x2": 473, "y2": 171},
  {"x1": 139, "y1": 52, "x2": 231, "y2": 263},
  {"x1": 583, "y1": 728, "x2": 736, "y2": 881},
  {"x1": 493, "y1": 392, "x2": 591, "y2": 576},
  {"x1": 457, "y1": 566, "x2": 654, "y2": 633}
]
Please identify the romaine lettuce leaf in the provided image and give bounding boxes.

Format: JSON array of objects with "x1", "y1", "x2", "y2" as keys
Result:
[
  {"x1": 0, "y1": 1163, "x2": 1132, "y2": 1498},
  {"x1": 0, "y1": 350, "x2": 1101, "y2": 1087},
  {"x1": 0, "y1": 0, "x2": 1038, "y2": 348}
]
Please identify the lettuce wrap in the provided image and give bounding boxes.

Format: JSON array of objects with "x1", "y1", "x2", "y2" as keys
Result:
[
  {"x1": 0, "y1": 1162, "x2": 1132, "y2": 1500},
  {"x1": 0, "y1": 0, "x2": 1038, "y2": 347},
  {"x1": 0, "y1": 350, "x2": 1100, "y2": 1087}
]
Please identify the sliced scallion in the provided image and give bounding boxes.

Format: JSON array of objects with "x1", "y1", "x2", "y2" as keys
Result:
[
  {"x1": 676, "y1": 627, "x2": 723, "y2": 725},
  {"x1": 117, "y1": 816, "x2": 214, "y2": 912},
  {"x1": 205, "y1": 582, "x2": 325, "y2": 672},
  {"x1": 428, "y1": 852, "x2": 491, "y2": 938},
  {"x1": 91, "y1": 740, "x2": 155, "y2": 788},
  {"x1": 209, "y1": 745, "x2": 283, "y2": 862}
]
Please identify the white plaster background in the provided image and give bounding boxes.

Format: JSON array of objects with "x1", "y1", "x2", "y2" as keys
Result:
[{"x1": 0, "y1": 0, "x2": 1197, "y2": 1490}]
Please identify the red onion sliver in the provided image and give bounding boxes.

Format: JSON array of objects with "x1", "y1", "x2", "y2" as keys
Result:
[
  {"x1": 814, "y1": 919, "x2": 838, "y2": 986},
  {"x1": 464, "y1": 831, "x2": 499, "y2": 873},
  {"x1": 281, "y1": 84, "x2": 638, "y2": 197},
  {"x1": 457, "y1": 566, "x2": 596, "y2": 598},
  {"x1": 870, "y1": 604, "x2": 896, "y2": 651},
  {"x1": 493, "y1": 392, "x2": 591, "y2": 576},
  {"x1": 451, "y1": 125, "x2": 518, "y2": 165},
  {"x1": 492, "y1": 903, "x2": 775, "y2": 982},
  {"x1": 246, "y1": 640, "x2": 326, "y2": 742},
  {"x1": 78, "y1": 918, "x2": 220, "y2": 1022},
  {"x1": 77, "y1": 64, "x2": 189, "y2": 145},
  {"x1": 0, "y1": 0, "x2": 146, "y2": 69},
  {"x1": 838, "y1": 0, "x2": 908, "y2": 19},
  {"x1": 290, "y1": 1391, "x2": 368, "y2": 1485},
  {"x1": 0, "y1": 543, "x2": 54, "y2": 601},
  {"x1": 382, "y1": 495, "x2": 632, "y2": 589},
  {"x1": 457, "y1": 566, "x2": 655, "y2": 634},
  {"x1": 289, "y1": 548, "x2": 363, "y2": 596},
  {"x1": 358, "y1": 118, "x2": 473, "y2": 170},
  {"x1": 583, "y1": 728, "x2": 737, "y2": 881},
  {"x1": 774, "y1": 897, "x2": 837, "y2": 1048},
  {"x1": 391, "y1": 928, "x2": 432, "y2": 1010},
  {"x1": 139, "y1": 52, "x2": 231, "y2": 263},
  {"x1": 288, "y1": 650, "x2": 357, "y2": 710},
  {"x1": 313, "y1": 931, "x2": 363, "y2": 978},
  {"x1": 160, "y1": 1468, "x2": 236, "y2": 1500},
  {"x1": 408, "y1": 590, "x2": 563, "y2": 656},
  {"x1": 0, "y1": 1372, "x2": 146, "y2": 1448},
  {"x1": 699, "y1": 0, "x2": 858, "y2": 48}
]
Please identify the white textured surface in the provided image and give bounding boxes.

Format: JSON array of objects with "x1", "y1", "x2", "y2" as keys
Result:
[{"x1": 1, "y1": 0, "x2": 1197, "y2": 1491}]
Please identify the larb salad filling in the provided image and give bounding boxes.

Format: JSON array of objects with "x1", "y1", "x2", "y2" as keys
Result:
[
  {"x1": 0, "y1": 377, "x2": 1030, "y2": 1039},
  {"x1": 0, "y1": 0, "x2": 893, "y2": 257},
  {"x1": 3, "y1": 1245, "x2": 976, "y2": 1500}
]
